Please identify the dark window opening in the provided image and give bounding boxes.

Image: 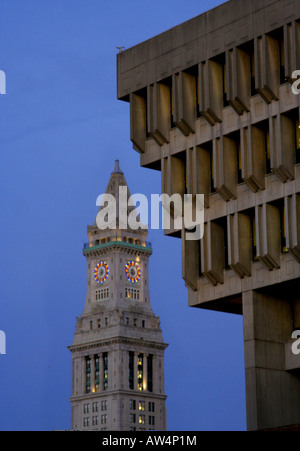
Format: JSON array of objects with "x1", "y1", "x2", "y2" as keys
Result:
[
  {"x1": 147, "y1": 354, "x2": 153, "y2": 393},
  {"x1": 129, "y1": 352, "x2": 134, "y2": 390}
]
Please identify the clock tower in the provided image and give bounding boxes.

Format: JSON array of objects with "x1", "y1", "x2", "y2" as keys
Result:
[{"x1": 68, "y1": 160, "x2": 168, "y2": 431}]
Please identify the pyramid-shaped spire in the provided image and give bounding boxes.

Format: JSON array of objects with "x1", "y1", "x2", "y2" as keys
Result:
[
  {"x1": 91, "y1": 160, "x2": 145, "y2": 232},
  {"x1": 112, "y1": 159, "x2": 123, "y2": 174}
]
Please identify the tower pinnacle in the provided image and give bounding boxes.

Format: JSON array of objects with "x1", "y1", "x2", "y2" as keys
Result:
[{"x1": 112, "y1": 159, "x2": 123, "y2": 174}]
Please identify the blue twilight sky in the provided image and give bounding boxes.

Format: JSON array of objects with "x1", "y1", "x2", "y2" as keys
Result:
[{"x1": 0, "y1": 0, "x2": 246, "y2": 431}]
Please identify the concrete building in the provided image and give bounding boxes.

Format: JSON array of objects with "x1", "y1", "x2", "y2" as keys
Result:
[
  {"x1": 117, "y1": 0, "x2": 300, "y2": 431},
  {"x1": 68, "y1": 161, "x2": 168, "y2": 431}
]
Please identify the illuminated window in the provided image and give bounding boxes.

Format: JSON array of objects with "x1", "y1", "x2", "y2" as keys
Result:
[
  {"x1": 139, "y1": 401, "x2": 145, "y2": 411},
  {"x1": 95, "y1": 356, "x2": 100, "y2": 392},
  {"x1": 139, "y1": 415, "x2": 145, "y2": 424},
  {"x1": 103, "y1": 353, "x2": 108, "y2": 390},
  {"x1": 137, "y1": 354, "x2": 144, "y2": 391},
  {"x1": 125, "y1": 288, "x2": 140, "y2": 300}
]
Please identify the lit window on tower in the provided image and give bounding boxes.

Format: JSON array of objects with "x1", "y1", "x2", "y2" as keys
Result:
[
  {"x1": 139, "y1": 400, "x2": 145, "y2": 411},
  {"x1": 95, "y1": 355, "x2": 100, "y2": 392},
  {"x1": 137, "y1": 354, "x2": 144, "y2": 391},
  {"x1": 103, "y1": 353, "x2": 108, "y2": 390},
  {"x1": 139, "y1": 414, "x2": 145, "y2": 424}
]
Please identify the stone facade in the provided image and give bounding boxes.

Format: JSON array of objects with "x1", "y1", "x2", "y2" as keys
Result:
[
  {"x1": 117, "y1": 0, "x2": 300, "y2": 431},
  {"x1": 68, "y1": 161, "x2": 167, "y2": 431}
]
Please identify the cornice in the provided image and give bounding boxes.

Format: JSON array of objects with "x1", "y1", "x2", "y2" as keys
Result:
[{"x1": 68, "y1": 336, "x2": 168, "y2": 353}]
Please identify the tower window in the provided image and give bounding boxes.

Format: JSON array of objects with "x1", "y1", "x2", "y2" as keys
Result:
[
  {"x1": 149, "y1": 402, "x2": 155, "y2": 412},
  {"x1": 129, "y1": 399, "x2": 136, "y2": 410},
  {"x1": 139, "y1": 401, "x2": 145, "y2": 411},
  {"x1": 125, "y1": 288, "x2": 140, "y2": 300},
  {"x1": 130, "y1": 414, "x2": 136, "y2": 424},
  {"x1": 92, "y1": 416, "x2": 98, "y2": 426},
  {"x1": 147, "y1": 354, "x2": 153, "y2": 393},
  {"x1": 103, "y1": 353, "x2": 108, "y2": 390},
  {"x1": 101, "y1": 414, "x2": 107, "y2": 425},
  {"x1": 85, "y1": 357, "x2": 91, "y2": 394},
  {"x1": 92, "y1": 402, "x2": 98, "y2": 413},
  {"x1": 139, "y1": 415, "x2": 145, "y2": 425},
  {"x1": 96, "y1": 288, "x2": 109, "y2": 301},
  {"x1": 83, "y1": 417, "x2": 89, "y2": 427},
  {"x1": 129, "y1": 352, "x2": 134, "y2": 390},
  {"x1": 149, "y1": 416, "x2": 155, "y2": 426},
  {"x1": 95, "y1": 355, "x2": 100, "y2": 392},
  {"x1": 101, "y1": 400, "x2": 107, "y2": 411},
  {"x1": 137, "y1": 354, "x2": 144, "y2": 391}
]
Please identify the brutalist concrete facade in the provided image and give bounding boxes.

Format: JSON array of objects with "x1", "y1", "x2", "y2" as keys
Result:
[{"x1": 117, "y1": 0, "x2": 300, "y2": 431}]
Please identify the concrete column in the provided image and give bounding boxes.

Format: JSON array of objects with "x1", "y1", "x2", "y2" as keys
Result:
[{"x1": 243, "y1": 289, "x2": 300, "y2": 430}]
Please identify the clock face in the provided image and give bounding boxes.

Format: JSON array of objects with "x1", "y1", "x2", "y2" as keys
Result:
[
  {"x1": 94, "y1": 261, "x2": 109, "y2": 284},
  {"x1": 125, "y1": 261, "x2": 141, "y2": 283}
]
